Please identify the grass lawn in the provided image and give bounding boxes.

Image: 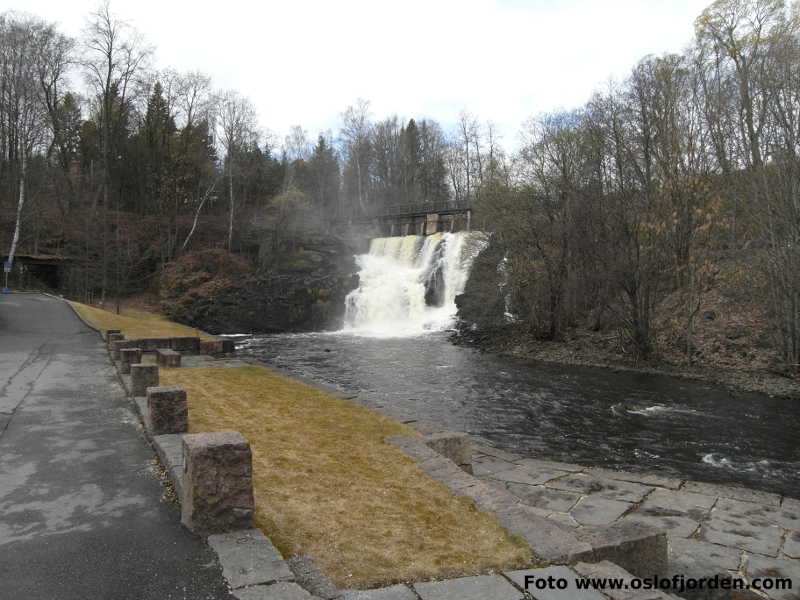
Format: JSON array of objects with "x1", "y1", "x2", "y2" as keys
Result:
[
  {"x1": 68, "y1": 300, "x2": 218, "y2": 341},
  {"x1": 160, "y1": 365, "x2": 533, "y2": 589}
]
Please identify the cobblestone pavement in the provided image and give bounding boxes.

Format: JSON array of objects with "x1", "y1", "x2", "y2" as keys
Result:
[
  {"x1": 467, "y1": 443, "x2": 800, "y2": 600},
  {"x1": 339, "y1": 440, "x2": 800, "y2": 600}
]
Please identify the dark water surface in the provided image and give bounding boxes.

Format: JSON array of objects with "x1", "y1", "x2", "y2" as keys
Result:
[{"x1": 238, "y1": 332, "x2": 800, "y2": 498}]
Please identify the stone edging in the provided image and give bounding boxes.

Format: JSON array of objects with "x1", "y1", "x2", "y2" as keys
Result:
[
  {"x1": 385, "y1": 435, "x2": 667, "y2": 576},
  {"x1": 59, "y1": 296, "x2": 103, "y2": 334},
  {"x1": 88, "y1": 313, "x2": 679, "y2": 600},
  {"x1": 104, "y1": 341, "x2": 331, "y2": 599}
]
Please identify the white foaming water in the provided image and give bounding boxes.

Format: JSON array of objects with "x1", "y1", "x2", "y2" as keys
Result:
[{"x1": 343, "y1": 231, "x2": 488, "y2": 337}]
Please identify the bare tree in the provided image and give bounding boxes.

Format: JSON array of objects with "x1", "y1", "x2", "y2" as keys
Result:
[
  {"x1": 0, "y1": 14, "x2": 49, "y2": 275},
  {"x1": 83, "y1": 1, "x2": 150, "y2": 300},
  {"x1": 340, "y1": 99, "x2": 371, "y2": 215},
  {"x1": 175, "y1": 70, "x2": 212, "y2": 130},
  {"x1": 216, "y1": 89, "x2": 257, "y2": 250}
]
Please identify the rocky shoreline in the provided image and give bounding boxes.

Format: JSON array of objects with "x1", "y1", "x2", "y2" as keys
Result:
[{"x1": 452, "y1": 325, "x2": 800, "y2": 400}]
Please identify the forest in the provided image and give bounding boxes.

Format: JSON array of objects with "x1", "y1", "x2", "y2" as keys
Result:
[{"x1": 1, "y1": 0, "x2": 799, "y2": 373}]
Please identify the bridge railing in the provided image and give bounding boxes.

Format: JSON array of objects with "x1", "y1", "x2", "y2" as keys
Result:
[{"x1": 377, "y1": 201, "x2": 471, "y2": 218}]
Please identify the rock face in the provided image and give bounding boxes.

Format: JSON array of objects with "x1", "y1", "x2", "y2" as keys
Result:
[
  {"x1": 181, "y1": 431, "x2": 254, "y2": 535},
  {"x1": 160, "y1": 236, "x2": 358, "y2": 334},
  {"x1": 454, "y1": 237, "x2": 509, "y2": 333}
]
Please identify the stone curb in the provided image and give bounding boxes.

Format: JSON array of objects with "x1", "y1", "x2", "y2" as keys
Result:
[
  {"x1": 127, "y1": 378, "x2": 328, "y2": 598},
  {"x1": 61, "y1": 297, "x2": 103, "y2": 335},
  {"x1": 339, "y1": 561, "x2": 682, "y2": 600},
  {"x1": 386, "y1": 435, "x2": 668, "y2": 577},
  {"x1": 86, "y1": 326, "x2": 320, "y2": 598}
]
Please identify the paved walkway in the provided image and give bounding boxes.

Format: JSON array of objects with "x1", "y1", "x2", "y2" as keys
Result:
[
  {"x1": 471, "y1": 443, "x2": 800, "y2": 599},
  {"x1": 0, "y1": 294, "x2": 233, "y2": 600}
]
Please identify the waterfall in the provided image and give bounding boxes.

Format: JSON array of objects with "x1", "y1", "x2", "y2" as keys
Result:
[{"x1": 343, "y1": 231, "x2": 488, "y2": 337}]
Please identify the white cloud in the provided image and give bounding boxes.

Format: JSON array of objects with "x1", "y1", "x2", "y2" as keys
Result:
[{"x1": 7, "y1": 0, "x2": 710, "y2": 146}]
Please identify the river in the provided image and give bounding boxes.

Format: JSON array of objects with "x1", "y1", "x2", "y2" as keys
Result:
[{"x1": 237, "y1": 330, "x2": 800, "y2": 499}]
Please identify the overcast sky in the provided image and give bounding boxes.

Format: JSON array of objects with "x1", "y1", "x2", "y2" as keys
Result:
[{"x1": 7, "y1": 0, "x2": 710, "y2": 148}]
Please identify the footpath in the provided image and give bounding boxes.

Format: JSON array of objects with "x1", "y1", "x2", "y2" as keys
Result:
[{"x1": 0, "y1": 293, "x2": 233, "y2": 600}]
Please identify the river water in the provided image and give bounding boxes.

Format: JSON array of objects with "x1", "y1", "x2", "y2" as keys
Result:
[{"x1": 238, "y1": 331, "x2": 800, "y2": 498}]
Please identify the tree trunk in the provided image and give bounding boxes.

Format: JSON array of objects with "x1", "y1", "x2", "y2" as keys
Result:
[
  {"x1": 228, "y1": 158, "x2": 234, "y2": 250},
  {"x1": 182, "y1": 179, "x2": 218, "y2": 252},
  {"x1": 7, "y1": 153, "x2": 26, "y2": 268}
]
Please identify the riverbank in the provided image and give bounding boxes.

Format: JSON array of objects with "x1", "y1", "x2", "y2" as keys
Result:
[
  {"x1": 69, "y1": 300, "x2": 535, "y2": 588},
  {"x1": 452, "y1": 324, "x2": 800, "y2": 400}
]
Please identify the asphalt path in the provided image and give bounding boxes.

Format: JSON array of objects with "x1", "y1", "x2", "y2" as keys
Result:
[{"x1": 0, "y1": 293, "x2": 233, "y2": 599}]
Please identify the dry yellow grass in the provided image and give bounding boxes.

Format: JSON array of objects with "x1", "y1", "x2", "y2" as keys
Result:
[
  {"x1": 68, "y1": 300, "x2": 218, "y2": 341},
  {"x1": 160, "y1": 365, "x2": 533, "y2": 588}
]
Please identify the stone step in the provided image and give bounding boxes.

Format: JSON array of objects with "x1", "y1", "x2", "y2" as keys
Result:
[
  {"x1": 342, "y1": 562, "x2": 683, "y2": 600},
  {"x1": 386, "y1": 436, "x2": 668, "y2": 578}
]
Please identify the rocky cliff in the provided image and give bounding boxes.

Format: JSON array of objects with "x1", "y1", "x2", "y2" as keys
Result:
[{"x1": 160, "y1": 236, "x2": 358, "y2": 334}]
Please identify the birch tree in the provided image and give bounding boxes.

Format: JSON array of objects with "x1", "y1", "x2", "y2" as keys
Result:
[
  {"x1": 0, "y1": 14, "x2": 49, "y2": 273},
  {"x1": 217, "y1": 89, "x2": 257, "y2": 250}
]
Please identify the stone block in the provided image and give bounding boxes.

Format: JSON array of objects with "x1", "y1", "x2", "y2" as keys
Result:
[
  {"x1": 153, "y1": 433, "x2": 183, "y2": 467},
  {"x1": 234, "y1": 583, "x2": 314, "y2": 600},
  {"x1": 701, "y1": 514, "x2": 783, "y2": 556},
  {"x1": 472, "y1": 454, "x2": 517, "y2": 477},
  {"x1": 110, "y1": 339, "x2": 129, "y2": 361},
  {"x1": 414, "y1": 574, "x2": 520, "y2": 600},
  {"x1": 156, "y1": 348, "x2": 181, "y2": 367},
  {"x1": 506, "y1": 483, "x2": 581, "y2": 512},
  {"x1": 573, "y1": 562, "x2": 676, "y2": 600},
  {"x1": 575, "y1": 520, "x2": 668, "y2": 579},
  {"x1": 491, "y1": 465, "x2": 568, "y2": 486},
  {"x1": 506, "y1": 565, "x2": 606, "y2": 599},
  {"x1": 119, "y1": 348, "x2": 142, "y2": 374},
  {"x1": 471, "y1": 442, "x2": 523, "y2": 463},
  {"x1": 181, "y1": 431, "x2": 254, "y2": 534},
  {"x1": 200, "y1": 340, "x2": 223, "y2": 355},
  {"x1": 286, "y1": 556, "x2": 340, "y2": 599},
  {"x1": 128, "y1": 337, "x2": 172, "y2": 352},
  {"x1": 494, "y1": 503, "x2": 592, "y2": 564},
  {"x1": 147, "y1": 386, "x2": 188, "y2": 435},
  {"x1": 784, "y1": 530, "x2": 800, "y2": 558},
  {"x1": 171, "y1": 336, "x2": 200, "y2": 354},
  {"x1": 342, "y1": 584, "x2": 417, "y2": 599},
  {"x1": 515, "y1": 457, "x2": 584, "y2": 473},
  {"x1": 587, "y1": 467, "x2": 684, "y2": 490},
  {"x1": 746, "y1": 556, "x2": 800, "y2": 600},
  {"x1": 667, "y1": 537, "x2": 742, "y2": 598},
  {"x1": 715, "y1": 496, "x2": 800, "y2": 530},
  {"x1": 207, "y1": 528, "x2": 292, "y2": 589},
  {"x1": 105, "y1": 329, "x2": 122, "y2": 341},
  {"x1": 547, "y1": 473, "x2": 652, "y2": 503},
  {"x1": 134, "y1": 397, "x2": 148, "y2": 423},
  {"x1": 639, "y1": 489, "x2": 716, "y2": 521},
  {"x1": 130, "y1": 364, "x2": 159, "y2": 396},
  {"x1": 570, "y1": 496, "x2": 632, "y2": 526},
  {"x1": 422, "y1": 431, "x2": 471, "y2": 471},
  {"x1": 682, "y1": 480, "x2": 781, "y2": 506},
  {"x1": 623, "y1": 513, "x2": 701, "y2": 539}
]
